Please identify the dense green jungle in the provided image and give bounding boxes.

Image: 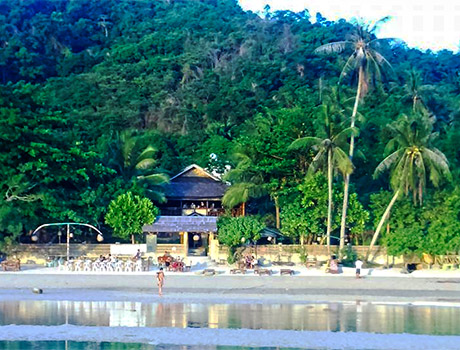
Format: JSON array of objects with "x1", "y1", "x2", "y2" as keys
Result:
[{"x1": 1, "y1": 0, "x2": 460, "y2": 256}]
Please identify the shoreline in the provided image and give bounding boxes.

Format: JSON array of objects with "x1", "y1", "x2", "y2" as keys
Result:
[{"x1": 1, "y1": 265, "x2": 460, "y2": 305}]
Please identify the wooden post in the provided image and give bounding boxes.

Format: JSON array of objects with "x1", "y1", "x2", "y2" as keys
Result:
[{"x1": 183, "y1": 232, "x2": 189, "y2": 256}]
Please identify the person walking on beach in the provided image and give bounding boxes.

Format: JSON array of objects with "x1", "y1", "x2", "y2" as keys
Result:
[
  {"x1": 157, "y1": 267, "x2": 165, "y2": 296},
  {"x1": 355, "y1": 258, "x2": 363, "y2": 279}
]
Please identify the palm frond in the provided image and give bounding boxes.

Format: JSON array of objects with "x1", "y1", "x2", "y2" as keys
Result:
[
  {"x1": 339, "y1": 54, "x2": 357, "y2": 82},
  {"x1": 137, "y1": 173, "x2": 169, "y2": 185},
  {"x1": 372, "y1": 51, "x2": 395, "y2": 77},
  {"x1": 314, "y1": 41, "x2": 351, "y2": 55},
  {"x1": 333, "y1": 147, "x2": 353, "y2": 175},
  {"x1": 135, "y1": 158, "x2": 156, "y2": 170},
  {"x1": 137, "y1": 145, "x2": 157, "y2": 163},
  {"x1": 367, "y1": 16, "x2": 392, "y2": 34},
  {"x1": 374, "y1": 149, "x2": 404, "y2": 179},
  {"x1": 333, "y1": 126, "x2": 359, "y2": 145},
  {"x1": 421, "y1": 148, "x2": 451, "y2": 186},
  {"x1": 306, "y1": 148, "x2": 326, "y2": 178},
  {"x1": 222, "y1": 182, "x2": 266, "y2": 208},
  {"x1": 288, "y1": 137, "x2": 322, "y2": 151}
]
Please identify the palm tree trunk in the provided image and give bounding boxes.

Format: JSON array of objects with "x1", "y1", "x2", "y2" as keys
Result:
[
  {"x1": 339, "y1": 66, "x2": 363, "y2": 252},
  {"x1": 131, "y1": 234, "x2": 135, "y2": 244},
  {"x1": 366, "y1": 189, "x2": 400, "y2": 261},
  {"x1": 274, "y1": 196, "x2": 280, "y2": 229},
  {"x1": 241, "y1": 202, "x2": 246, "y2": 217},
  {"x1": 326, "y1": 148, "x2": 333, "y2": 254}
]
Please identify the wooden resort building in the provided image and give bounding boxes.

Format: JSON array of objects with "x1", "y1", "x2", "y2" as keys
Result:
[{"x1": 143, "y1": 164, "x2": 242, "y2": 256}]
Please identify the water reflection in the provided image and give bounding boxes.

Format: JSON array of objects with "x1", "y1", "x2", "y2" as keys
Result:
[
  {"x1": 0, "y1": 300, "x2": 459, "y2": 335},
  {"x1": 0, "y1": 342, "x2": 314, "y2": 350}
]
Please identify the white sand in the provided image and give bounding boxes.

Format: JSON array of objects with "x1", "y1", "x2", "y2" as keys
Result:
[{"x1": 1, "y1": 265, "x2": 460, "y2": 349}]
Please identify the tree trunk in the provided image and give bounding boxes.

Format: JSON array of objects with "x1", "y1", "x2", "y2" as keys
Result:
[
  {"x1": 366, "y1": 189, "x2": 400, "y2": 261},
  {"x1": 326, "y1": 148, "x2": 333, "y2": 254},
  {"x1": 339, "y1": 65, "x2": 363, "y2": 253},
  {"x1": 131, "y1": 234, "x2": 135, "y2": 244},
  {"x1": 241, "y1": 202, "x2": 246, "y2": 217},
  {"x1": 274, "y1": 196, "x2": 280, "y2": 229}
]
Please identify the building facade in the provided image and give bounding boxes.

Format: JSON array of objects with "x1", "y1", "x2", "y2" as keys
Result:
[{"x1": 143, "y1": 164, "x2": 240, "y2": 256}]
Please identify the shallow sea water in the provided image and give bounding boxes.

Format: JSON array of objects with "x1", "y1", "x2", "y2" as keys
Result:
[
  {"x1": 0, "y1": 300, "x2": 459, "y2": 335},
  {"x1": 0, "y1": 342, "x2": 320, "y2": 350}
]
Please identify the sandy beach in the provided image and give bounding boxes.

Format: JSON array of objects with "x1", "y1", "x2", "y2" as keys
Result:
[
  {"x1": 1, "y1": 265, "x2": 460, "y2": 349},
  {"x1": 0, "y1": 264, "x2": 459, "y2": 305}
]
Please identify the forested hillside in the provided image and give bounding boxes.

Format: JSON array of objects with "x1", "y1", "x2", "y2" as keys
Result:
[{"x1": 1, "y1": 0, "x2": 460, "y2": 254}]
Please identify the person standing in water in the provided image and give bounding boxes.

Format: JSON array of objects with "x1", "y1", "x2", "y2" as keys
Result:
[{"x1": 157, "y1": 267, "x2": 165, "y2": 296}]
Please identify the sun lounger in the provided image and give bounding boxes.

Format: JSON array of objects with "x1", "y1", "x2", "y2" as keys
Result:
[
  {"x1": 254, "y1": 268, "x2": 272, "y2": 276},
  {"x1": 230, "y1": 268, "x2": 246, "y2": 274},
  {"x1": 203, "y1": 268, "x2": 216, "y2": 276},
  {"x1": 280, "y1": 268, "x2": 294, "y2": 275}
]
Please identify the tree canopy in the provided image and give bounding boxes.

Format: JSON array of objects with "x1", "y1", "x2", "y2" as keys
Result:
[{"x1": 1, "y1": 0, "x2": 460, "y2": 252}]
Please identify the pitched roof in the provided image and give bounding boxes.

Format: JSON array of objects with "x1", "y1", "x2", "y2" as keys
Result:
[
  {"x1": 143, "y1": 216, "x2": 218, "y2": 232},
  {"x1": 170, "y1": 164, "x2": 221, "y2": 181},
  {"x1": 165, "y1": 164, "x2": 228, "y2": 200}
]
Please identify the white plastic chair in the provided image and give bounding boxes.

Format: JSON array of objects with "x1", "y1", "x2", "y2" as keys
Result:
[
  {"x1": 114, "y1": 260, "x2": 123, "y2": 272},
  {"x1": 83, "y1": 260, "x2": 92, "y2": 272},
  {"x1": 124, "y1": 260, "x2": 133, "y2": 272}
]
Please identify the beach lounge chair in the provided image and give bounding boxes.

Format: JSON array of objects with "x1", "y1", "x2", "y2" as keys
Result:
[
  {"x1": 280, "y1": 268, "x2": 295, "y2": 275},
  {"x1": 254, "y1": 268, "x2": 272, "y2": 276},
  {"x1": 230, "y1": 268, "x2": 246, "y2": 274}
]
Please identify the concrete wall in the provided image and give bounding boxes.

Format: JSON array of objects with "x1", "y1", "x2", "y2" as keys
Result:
[
  {"x1": 208, "y1": 239, "x2": 394, "y2": 266},
  {"x1": 10, "y1": 243, "x2": 188, "y2": 264},
  {"x1": 12, "y1": 242, "x2": 396, "y2": 266}
]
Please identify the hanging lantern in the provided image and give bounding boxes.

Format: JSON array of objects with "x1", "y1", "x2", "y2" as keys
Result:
[
  {"x1": 69, "y1": 232, "x2": 74, "y2": 239},
  {"x1": 96, "y1": 234, "x2": 104, "y2": 242},
  {"x1": 193, "y1": 234, "x2": 200, "y2": 241},
  {"x1": 31, "y1": 234, "x2": 38, "y2": 242}
]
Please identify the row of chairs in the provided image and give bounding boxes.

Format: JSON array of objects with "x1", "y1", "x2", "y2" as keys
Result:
[{"x1": 60, "y1": 258, "x2": 151, "y2": 272}]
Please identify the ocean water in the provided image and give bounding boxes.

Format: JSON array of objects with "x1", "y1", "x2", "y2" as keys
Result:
[
  {"x1": 0, "y1": 300, "x2": 459, "y2": 335},
  {"x1": 0, "y1": 342, "x2": 319, "y2": 350}
]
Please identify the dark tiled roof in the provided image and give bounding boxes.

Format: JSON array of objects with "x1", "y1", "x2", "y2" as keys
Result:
[
  {"x1": 143, "y1": 216, "x2": 218, "y2": 232},
  {"x1": 166, "y1": 177, "x2": 228, "y2": 200},
  {"x1": 165, "y1": 164, "x2": 228, "y2": 200}
]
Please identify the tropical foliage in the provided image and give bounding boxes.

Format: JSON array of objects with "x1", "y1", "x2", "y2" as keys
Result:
[
  {"x1": 217, "y1": 216, "x2": 266, "y2": 253},
  {"x1": 105, "y1": 192, "x2": 159, "y2": 244},
  {"x1": 0, "y1": 0, "x2": 460, "y2": 254}
]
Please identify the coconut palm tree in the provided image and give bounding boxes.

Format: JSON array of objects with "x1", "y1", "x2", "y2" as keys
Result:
[
  {"x1": 289, "y1": 103, "x2": 355, "y2": 252},
  {"x1": 107, "y1": 130, "x2": 169, "y2": 203},
  {"x1": 401, "y1": 69, "x2": 434, "y2": 113},
  {"x1": 367, "y1": 114, "x2": 451, "y2": 260},
  {"x1": 314, "y1": 17, "x2": 396, "y2": 251}
]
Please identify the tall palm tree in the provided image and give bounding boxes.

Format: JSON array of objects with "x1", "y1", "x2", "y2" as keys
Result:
[
  {"x1": 107, "y1": 130, "x2": 169, "y2": 203},
  {"x1": 315, "y1": 17, "x2": 396, "y2": 251},
  {"x1": 289, "y1": 103, "x2": 354, "y2": 252},
  {"x1": 367, "y1": 114, "x2": 451, "y2": 259}
]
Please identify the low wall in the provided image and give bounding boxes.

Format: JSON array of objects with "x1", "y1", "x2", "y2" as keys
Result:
[
  {"x1": 208, "y1": 241, "x2": 394, "y2": 266},
  {"x1": 10, "y1": 244, "x2": 111, "y2": 264},
  {"x1": 12, "y1": 243, "x2": 396, "y2": 266},
  {"x1": 10, "y1": 243, "x2": 188, "y2": 264}
]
